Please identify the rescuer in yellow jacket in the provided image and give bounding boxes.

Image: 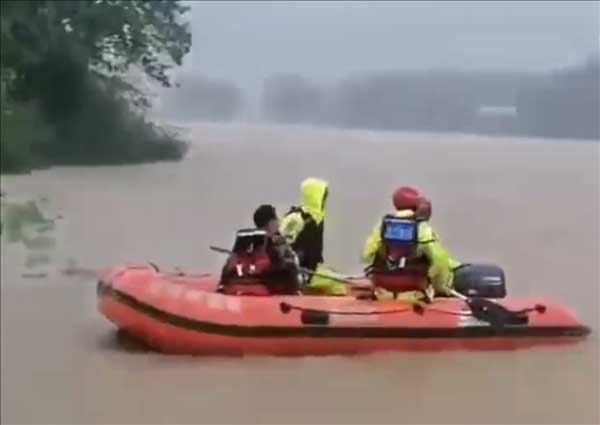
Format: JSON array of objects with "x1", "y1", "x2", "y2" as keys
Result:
[
  {"x1": 363, "y1": 186, "x2": 460, "y2": 301},
  {"x1": 280, "y1": 178, "x2": 348, "y2": 295}
]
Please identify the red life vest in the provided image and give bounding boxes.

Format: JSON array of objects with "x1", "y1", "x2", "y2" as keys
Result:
[
  {"x1": 225, "y1": 250, "x2": 272, "y2": 278},
  {"x1": 220, "y1": 229, "x2": 274, "y2": 296},
  {"x1": 381, "y1": 216, "x2": 421, "y2": 265},
  {"x1": 369, "y1": 215, "x2": 429, "y2": 293},
  {"x1": 224, "y1": 229, "x2": 273, "y2": 278}
]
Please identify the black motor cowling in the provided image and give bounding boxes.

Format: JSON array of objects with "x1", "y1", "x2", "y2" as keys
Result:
[{"x1": 453, "y1": 263, "x2": 506, "y2": 299}]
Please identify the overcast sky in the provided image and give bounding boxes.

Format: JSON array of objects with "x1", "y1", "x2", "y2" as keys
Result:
[{"x1": 178, "y1": 1, "x2": 599, "y2": 100}]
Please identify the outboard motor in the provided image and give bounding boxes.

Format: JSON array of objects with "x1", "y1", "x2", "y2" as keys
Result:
[{"x1": 453, "y1": 263, "x2": 507, "y2": 299}]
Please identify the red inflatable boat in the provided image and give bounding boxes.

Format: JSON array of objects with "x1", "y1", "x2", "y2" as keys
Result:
[{"x1": 97, "y1": 264, "x2": 590, "y2": 355}]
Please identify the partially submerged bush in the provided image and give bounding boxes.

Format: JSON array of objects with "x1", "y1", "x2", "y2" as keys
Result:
[
  {"x1": 1, "y1": 74, "x2": 188, "y2": 174},
  {"x1": 0, "y1": 96, "x2": 53, "y2": 174},
  {"x1": 37, "y1": 73, "x2": 188, "y2": 167}
]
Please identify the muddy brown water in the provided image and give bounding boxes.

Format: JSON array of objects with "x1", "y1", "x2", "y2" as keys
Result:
[{"x1": 1, "y1": 123, "x2": 598, "y2": 424}]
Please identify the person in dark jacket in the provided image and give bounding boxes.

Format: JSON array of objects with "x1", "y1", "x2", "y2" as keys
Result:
[{"x1": 219, "y1": 205, "x2": 300, "y2": 294}]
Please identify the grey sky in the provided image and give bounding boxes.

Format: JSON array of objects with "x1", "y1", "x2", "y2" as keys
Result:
[{"x1": 179, "y1": 1, "x2": 599, "y2": 100}]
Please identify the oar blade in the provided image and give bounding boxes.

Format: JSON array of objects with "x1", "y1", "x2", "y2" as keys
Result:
[{"x1": 466, "y1": 297, "x2": 529, "y2": 328}]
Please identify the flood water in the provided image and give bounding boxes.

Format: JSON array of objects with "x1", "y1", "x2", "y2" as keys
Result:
[{"x1": 1, "y1": 123, "x2": 598, "y2": 424}]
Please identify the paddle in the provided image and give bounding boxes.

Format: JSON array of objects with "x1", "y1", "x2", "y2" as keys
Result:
[
  {"x1": 209, "y1": 245, "x2": 360, "y2": 286},
  {"x1": 450, "y1": 289, "x2": 545, "y2": 328},
  {"x1": 209, "y1": 246, "x2": 234, "y2": 255}
]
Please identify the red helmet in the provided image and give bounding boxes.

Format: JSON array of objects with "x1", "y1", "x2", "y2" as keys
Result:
[
  {"x1": 415, "y1": 198, "x2": 432, "y2": 220},
  {"x1": 392, "y1": 187, "x2": 431, "y2": 219}
]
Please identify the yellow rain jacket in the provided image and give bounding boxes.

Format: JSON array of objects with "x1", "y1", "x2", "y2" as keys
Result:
[
  {"x1": 280, "y1": 178, "x2": 327, "y2": 242},
  {"x1": 280, "y1": 178, "x2": 347, "y2": 296},
  {"x1": 363, "y1": 209, "x2": 460, "y2": 298}
]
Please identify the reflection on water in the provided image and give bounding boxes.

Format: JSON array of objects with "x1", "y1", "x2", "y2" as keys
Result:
[
  {"x1": 0, "y1": 123, "x2": 598, "y2": 424},
  {"x1": 1, "y1": 194, "x2": 66, "y2": 279}
]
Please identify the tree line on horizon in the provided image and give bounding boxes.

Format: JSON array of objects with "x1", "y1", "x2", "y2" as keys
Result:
[{"x1": 260, "y1": 55, "x2": 599, "y2": 141}]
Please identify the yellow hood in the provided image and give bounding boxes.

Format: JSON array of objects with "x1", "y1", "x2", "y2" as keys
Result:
[{"x1": 300, "y1": 177, "x2": 328, "y2": 224}]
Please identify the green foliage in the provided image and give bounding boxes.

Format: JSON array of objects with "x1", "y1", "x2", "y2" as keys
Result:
[
  {"x1": 0, "y1": 0, "x2": 192, "y2": 174},
  {"x1": 1, "y1": 0, "x2": 191, "y2": 87},
  {"x1": 39, "y1": 74, "x2": 188, "y2": 165}
]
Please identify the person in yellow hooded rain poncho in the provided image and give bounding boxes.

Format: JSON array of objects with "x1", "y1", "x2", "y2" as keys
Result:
[
  {"x1": 362, "y1": 186, "x2": 460, "y2": 302},
  {"x1": 280, "y1": 178, "x2": 348, "y2": 295}
]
